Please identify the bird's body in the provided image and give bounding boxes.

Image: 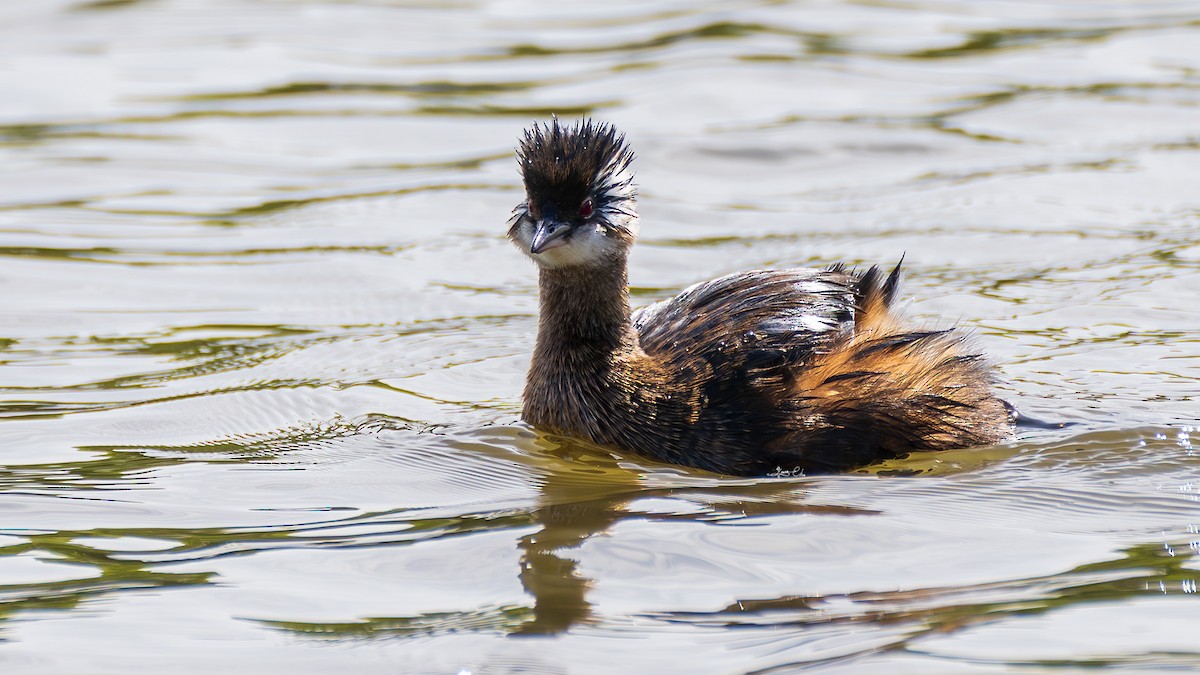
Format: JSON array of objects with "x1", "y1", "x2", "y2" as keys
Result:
[{"x1": 509, "y1": 119, "x2": 1012, "y2": 476}]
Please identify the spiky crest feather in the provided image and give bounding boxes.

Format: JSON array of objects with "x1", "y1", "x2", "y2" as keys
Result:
[{"x1": 517, "y1": 118, "x2": 637, "y2": 233}]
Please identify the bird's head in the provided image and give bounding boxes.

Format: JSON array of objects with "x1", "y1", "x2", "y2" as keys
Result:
[{"x1": 508, "y1": 118, "x2": 638, "y2": 269}]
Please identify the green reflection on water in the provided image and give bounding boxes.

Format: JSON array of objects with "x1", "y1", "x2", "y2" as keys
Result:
[
  {"x1": 508, "y1": 21, "x2": 772, "y2": 57},
  {"x1": 643, "y1": 539, "x2": 1199, "y2": 668},
  {"x1": 907, "y1": 27, "x2": 1115, "y2": 59},
  {"x1": 181, "y1": 81, "x2": 542, "y2": 102},
  {"x1": 0, "y1": 532, "x2": 212, "y2": 632},
  {"x1": 70, "y1": 0, "x2": 146, "y2": 11},
  {"x1": 259, "y1": 604, "x2": 536, "y2": 640},
  {"x1": 507, "y1": 21, "x2": 844, "y2": 59},
  {"x1": 0, "y1": 124, "x2": 176, "y2": 147}
]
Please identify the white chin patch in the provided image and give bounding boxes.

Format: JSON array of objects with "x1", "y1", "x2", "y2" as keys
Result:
[{"x1": 516, "y1": 222, "x2": 620, "y2": 268}]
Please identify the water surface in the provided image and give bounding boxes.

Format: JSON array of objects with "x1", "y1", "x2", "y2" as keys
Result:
[{"x1": 1, "y1": 0, "x2": 1199, "y2": 672}]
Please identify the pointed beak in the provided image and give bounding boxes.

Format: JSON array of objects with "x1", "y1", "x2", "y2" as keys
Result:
[{"x1": 530, "y1": 219, "x2": 572, "y2": 254}]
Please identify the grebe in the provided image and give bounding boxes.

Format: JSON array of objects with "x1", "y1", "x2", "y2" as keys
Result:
[{"x1": 508, "y1": 118, "x2": 1012, "y2": 476}]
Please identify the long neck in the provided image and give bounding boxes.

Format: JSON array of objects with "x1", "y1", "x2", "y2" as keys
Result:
[
  {"x1": 524, "y1": 259, "x2": 667, "y2": 443},
  {"x1": 532, "y1": 262, "x2": 637, "y2": 370}
]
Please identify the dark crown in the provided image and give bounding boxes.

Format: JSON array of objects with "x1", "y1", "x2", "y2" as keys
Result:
[{"x1": 517, "y1": 118, "x2": 636, "y2": 213}]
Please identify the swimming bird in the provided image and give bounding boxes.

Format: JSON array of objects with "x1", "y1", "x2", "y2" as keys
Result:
[{"x1": 507, "y1": 118, "x2": 1012, "y2": 476}]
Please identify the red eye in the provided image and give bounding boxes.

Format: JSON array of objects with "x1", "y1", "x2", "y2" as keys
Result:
[{"x1": 579, "y1": 198, "x2": 594, "y2": 218}]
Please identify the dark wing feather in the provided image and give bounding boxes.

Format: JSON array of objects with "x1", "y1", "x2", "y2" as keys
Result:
[
  {"x1": 627, "y1": 268, "x2": 862, "y2": 473},
  {"x1": 633, "y1": 268, "x2": 858, "y2": 373}
]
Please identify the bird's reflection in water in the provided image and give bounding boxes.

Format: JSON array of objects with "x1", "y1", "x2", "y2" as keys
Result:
[
  {"x1": 512, "y1": 497, "x2": 610, "y2": 635},
  {"x1": 257, "y1": 432, "x2": 875, "y2": 641},
  {"x1": 511, "y1": 438, "x2": 875, "y2": 636}
]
